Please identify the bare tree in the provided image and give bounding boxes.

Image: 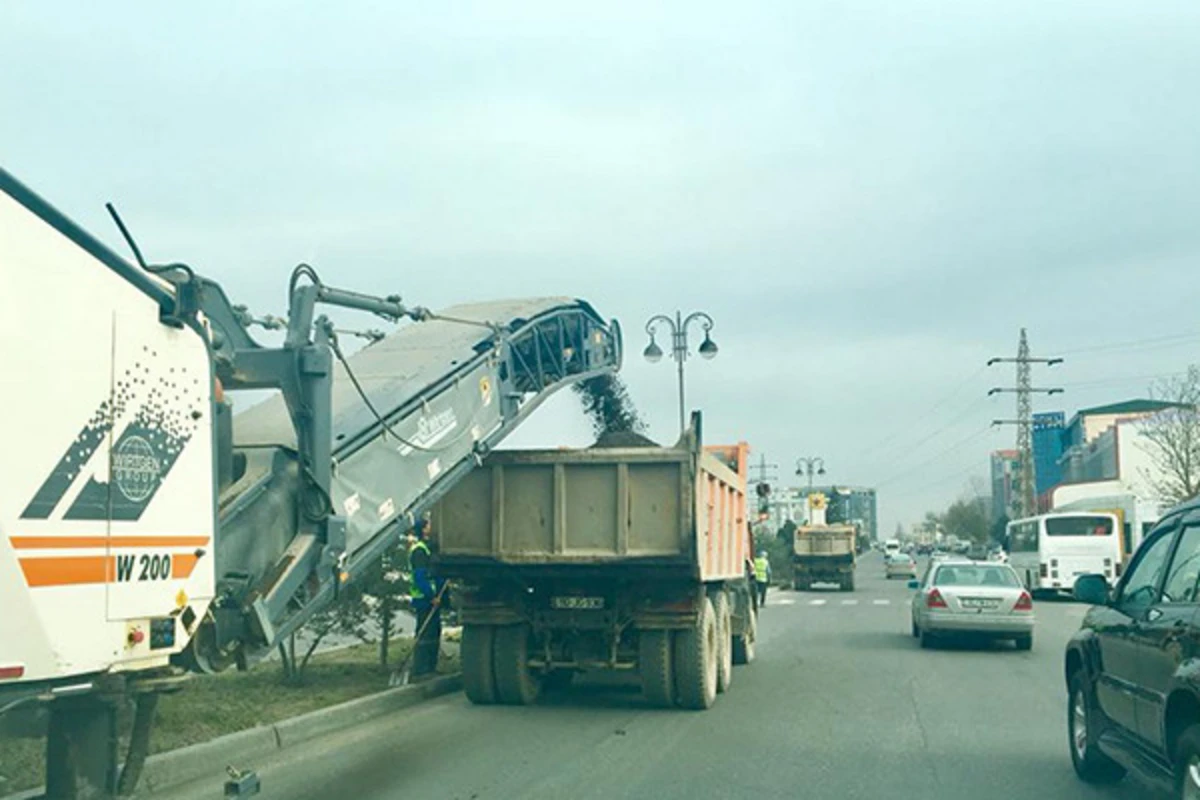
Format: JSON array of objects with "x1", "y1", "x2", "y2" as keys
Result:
[{"x1": 1139, "y1": 366, "x2": 1200, "y2": 507}]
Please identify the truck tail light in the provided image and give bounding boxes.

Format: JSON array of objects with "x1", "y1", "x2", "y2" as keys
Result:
[
  {"x1": 1014, "y1": 591, "x2": 1033, "y2": 611},
  {"x1": 927, "y1": 589, "x2": 948, "y2": 609},
  {"x1": 0, "y1": 664, "x2": 25, "y2": 680}
]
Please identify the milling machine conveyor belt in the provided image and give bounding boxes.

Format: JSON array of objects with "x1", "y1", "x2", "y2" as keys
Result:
[{"x1": 213, "y1": 297, "x2": 622, "y2": 653}]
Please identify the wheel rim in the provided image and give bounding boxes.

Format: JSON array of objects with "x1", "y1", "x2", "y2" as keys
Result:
[
  {"x1": 1186, "y1": 757, "x2": 1200, "y2": 800},
  {"x1": 1071, "y1": 690, "x2": 1088, "y2": 762}
]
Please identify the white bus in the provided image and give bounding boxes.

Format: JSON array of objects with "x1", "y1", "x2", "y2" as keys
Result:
[{"x1": 1005, "y1": 512, "x2": 1122, "y2": 594}]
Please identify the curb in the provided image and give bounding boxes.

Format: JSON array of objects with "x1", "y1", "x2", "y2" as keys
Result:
[
  {"x1": 0, "y1": 674, "x2": 462, "y2": 800},
  {"x1": 137, "y1": 673, "x2": 462, "y2": 796}
]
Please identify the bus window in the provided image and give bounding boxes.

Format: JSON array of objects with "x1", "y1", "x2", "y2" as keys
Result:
[
  {"x1": 1045, "y1": 516, "x2": 1114, "y2": 537},
  {"x1": 1009, "y1": 521, "x2": 1038, "y2": 552}
]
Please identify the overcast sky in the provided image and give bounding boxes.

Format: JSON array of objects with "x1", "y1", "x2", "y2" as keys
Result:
[{"x1": 4, "y1": 1, "x2": 1200, "y2": 536}]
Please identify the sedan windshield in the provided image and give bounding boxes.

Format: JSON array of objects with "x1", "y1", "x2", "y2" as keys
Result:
[{"x1": 934, "y1": 565, "x2": 1020, "y2": 588}]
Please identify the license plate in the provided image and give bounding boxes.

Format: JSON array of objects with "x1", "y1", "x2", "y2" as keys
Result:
[
  {"x1": 551, "y1": 596, "x2": 604, "y2": 610},
  {"x1": 960, "y1": 598, "x2": 1000, "y2": 610}
]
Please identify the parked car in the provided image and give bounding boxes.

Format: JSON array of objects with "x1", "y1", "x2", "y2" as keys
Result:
[
  {"x1": 886, "y1": 553, "x2": 918, "y2": 580},
  {"x1": 909, "y1": 560, "x2": 1033, "y2": 650},
  {"x1": 1064, "y1": 500, "x2": 1200, "y2": 797},
  {"x1": 966, "y1": 544, "x2": 989, "y2": 561}
]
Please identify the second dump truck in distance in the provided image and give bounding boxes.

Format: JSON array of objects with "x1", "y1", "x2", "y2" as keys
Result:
[{"x1": 793, "y1": 523, "x2": 858, "y2": 591}]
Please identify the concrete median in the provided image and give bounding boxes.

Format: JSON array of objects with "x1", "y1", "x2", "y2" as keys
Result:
[{"x1": 137, "y1": 674, "x2": 462, "y2": 796}]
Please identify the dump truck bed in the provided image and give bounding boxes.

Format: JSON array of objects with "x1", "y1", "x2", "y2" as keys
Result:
[
  {"x1": 434, "y1": 434, "x2": 748, "y2": 583},
  {"x1": 794, "y1": 525, "x2": 857, "y2": 557}
]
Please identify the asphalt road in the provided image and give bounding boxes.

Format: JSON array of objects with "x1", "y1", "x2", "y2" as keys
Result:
[{"x1": 159, "y1": 553, "x2": 1158, "y2": 800}]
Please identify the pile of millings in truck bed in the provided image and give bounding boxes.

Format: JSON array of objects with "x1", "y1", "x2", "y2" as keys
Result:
[
  {"x1": 572, "y1": 373, "x2": 655, "y2": 448},
  {"x1": 591, "y1": 430, "x2": 659, "y2": 448}
]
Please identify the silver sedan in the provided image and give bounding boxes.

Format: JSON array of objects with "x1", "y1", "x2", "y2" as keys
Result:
[{"x1": 909, "y1": 560, "x2": 1034, "y2": 650}]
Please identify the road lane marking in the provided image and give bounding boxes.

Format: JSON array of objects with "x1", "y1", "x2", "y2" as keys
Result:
[
  {"x1": 873, "y1": 599, "x2": 890, "y2": 605},
  {"x1": 775, "y1": 598, "x2": 796, "y2": 606},
  {"x1": 809, "y1": 599, "x2": 827, "y2": 606},
  {"x1": 841, "y1": 599, "x2": 858, "y2": 605}
]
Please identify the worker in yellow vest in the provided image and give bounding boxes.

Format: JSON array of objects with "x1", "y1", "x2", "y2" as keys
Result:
[
  {"x1": 408, "y1": 517, "x2": 442, "y2": 679},
  {"x1": 754, "y1": 551, "x2": 772, "y2": 606}
]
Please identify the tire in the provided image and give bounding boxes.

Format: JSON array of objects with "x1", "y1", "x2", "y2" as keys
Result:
[
  {"x1": 1015, "y1": 634, "x2": 1033, "y2": 652},
  {"x1": 674, "y1": 596, "x2": 718, "y2": 710},
  {"x1": 732, "y1": 607, "x2": 757, "y2": 665},
  {"x1": 493, "y1": 623, "x2": 541, "y2": 706},
  {"x1": 911, "y1": 621, "x2": 919, "y2": 639},
  {"x1": 1173, "y1": 724, "x2": 1200, "y2": 798},
  {"x1": 713, "y1": 591, "x2": 733, "y2": 694},
  {"x1": 639, "y1": 629, "x2": 675, "y2": 708},
  {"x1": 462, "y1": 625, "x2": 498, "y2": 705},
  {"x1": 919, "y1": 629, "x2": 935, "y2": 649},
  {"x1": 842, "y1": 574, "x2": 855, "y2": 592},
  {"x1": 1068, "y1": 672, "x2": 1125, "y2": 784}
]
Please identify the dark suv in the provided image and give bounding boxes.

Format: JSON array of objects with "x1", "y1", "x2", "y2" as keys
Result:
[{"x1": 1064, "y1": 498, "x2": 1200, "y2": 797}]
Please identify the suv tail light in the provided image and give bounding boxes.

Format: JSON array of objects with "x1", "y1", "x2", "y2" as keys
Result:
[
  {"x1": 1014, "y1": 591, "x2": 1033, "y2": 611},
  {"x1": 926, "y1": 589, "x2": 948, "y2": 609}
]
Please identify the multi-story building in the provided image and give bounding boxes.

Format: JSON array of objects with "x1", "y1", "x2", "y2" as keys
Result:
[
  {"x1": 990, "y1": 449, "x2": 1020, "y2": 522},
  {"x1": 1033, "y1": 411, "x2": 1066, "y2": 497},
  {"x1": 766, "y1": 485, "x2": 877, "y2": 544},
  {"x1": 1050, "y1": 399, "x2": 1187, "y2": 556}
]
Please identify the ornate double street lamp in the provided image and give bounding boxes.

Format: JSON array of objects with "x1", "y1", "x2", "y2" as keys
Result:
[
  {"x1": 643, "y1": 311, "x2": 718, "y2": 434},
  {"x1": 796, "y1": 456, "x2": 826, "y2": 490}
]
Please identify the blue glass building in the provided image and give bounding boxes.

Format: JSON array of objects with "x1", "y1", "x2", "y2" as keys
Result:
[{"x1": 1033, "y1": 411, "x2": 1066, "y2": 496}]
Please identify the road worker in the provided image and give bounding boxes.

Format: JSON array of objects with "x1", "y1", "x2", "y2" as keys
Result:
[
  {"x1": 754, "y1": 550, "x2": 772, "y2": 606},
  {"x1": 408, "y1": 516, "x2": 442, "y2": 680}
]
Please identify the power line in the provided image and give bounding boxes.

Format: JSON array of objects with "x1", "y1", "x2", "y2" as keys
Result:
[
  {"x1": 875, "y1": 423, "x2": 995, "y2": 489},
  {"x1": 851, "y1": 363, "x2": 989, "y2": 461},
  {"x1": 1058, "y1": 331, "x2": 1200, "y2": 357},
  {"x1": 1060, "y1": 370, "x2": 1189, "y2": 390}
]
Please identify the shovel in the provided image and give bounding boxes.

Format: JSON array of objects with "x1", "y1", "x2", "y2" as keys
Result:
[{"x1": 389, "y1": 582, "x2": 450, "y2": 688}]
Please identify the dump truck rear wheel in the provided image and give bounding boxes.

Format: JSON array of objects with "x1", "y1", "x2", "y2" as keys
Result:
[
  {"x1": 639, "y1": 629, "x2": 675, "y2": 707},
  {"x1": 494, "y1": 623, "x2": 541, "y2": 705},
  {"x1": 713, "y1": 591, "x2": 733, "y2": 694},
  {"x1": 462, "y1": 625, "x2": 498, "y2": 705},
  {"x1": 674, "y1": 596, "x2": 718, "y2": 710},
  {"x1": 732, "y1": 605, "x2": 756, "y2": 665}
]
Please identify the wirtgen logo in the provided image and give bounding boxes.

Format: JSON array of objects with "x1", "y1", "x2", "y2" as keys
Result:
[{"x1": 22, "y1": 351, "x2": 204, "y2": 522}]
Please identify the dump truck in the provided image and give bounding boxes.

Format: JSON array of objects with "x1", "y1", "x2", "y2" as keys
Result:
[
  {"x1": 0, "y1": 167, "x2": 622, "y2": 797},
  {"x1": 793, "y1": 524, "x2": 857, "y2": 591},
  {"x1": 432, "y1": 417, "x2": 757, "y2": 710}
]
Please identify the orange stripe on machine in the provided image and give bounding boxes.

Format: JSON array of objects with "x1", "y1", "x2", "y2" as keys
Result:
[
  {"x1": 17, "y1": 553, "x2": 203, "y2": 587},
  {"x1": 10, "y1": 536, "x2": 210, "y2": 549},
  {"x1": 19, "y1": 556, "x2": 111, "y2": 587}
]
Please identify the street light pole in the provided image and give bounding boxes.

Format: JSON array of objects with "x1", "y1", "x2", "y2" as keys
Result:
[
  {"x1": 795, "y1": 456, "x2": 826, "y2": 490},
  {"x1": 643, "y1": 310, "x2": 718, "y2": 435}
]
